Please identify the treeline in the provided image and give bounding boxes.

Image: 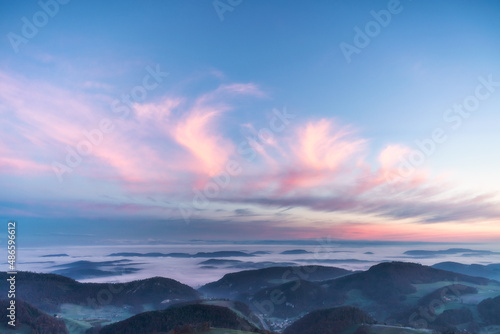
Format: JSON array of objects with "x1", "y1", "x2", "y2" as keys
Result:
[
  {"x1": 478, "y1": 295, "x2": 500, "y2": 325},
  {"x1": 0, "y1": 299, "x2": 68, "y2": 334},
  {"x1": 0, "y1": 271, "x2": 199, "y2": 313},
  {"x1": 97, "y1": 304, "x2": 268, "y2": 334},
  {"x1": 283, "y1": 306, "x2": 375, "y2": 334}
]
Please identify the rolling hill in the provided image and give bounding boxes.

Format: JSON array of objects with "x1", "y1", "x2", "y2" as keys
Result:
[
  {"x1": 0, "y1": 271, "x2": 200, "y2": 313},
  {"x1": 199, "y1": 265, "x2": 351, "y2": 300},
  {"x1": 478, "y1": 295, "x2": 500, "y2": 325},
  {"x1": 251, "y1": 279, "x2": 330, "y2": 318},
  {"x1": 283, "y1": 306, "x2": 375, "y2": 334},
  {"x1": 0, "y1": 299, "x2": 69, "y2": 334},
  {"x1": 325, "y1": 262, "x2": 489, "y2": 308},
  {"x1": 97, "y1": 304, "x2": 273, "y2": 334},
  {"x1": 432, "y1": 262, "x2": 500, "y2": 281},
  {"x1": 242, "y1": 262, "x2": 492, "y2": 321}
]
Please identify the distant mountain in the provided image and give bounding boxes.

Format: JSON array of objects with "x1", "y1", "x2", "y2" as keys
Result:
[
  {"x1": 199, "y1": 265, "x2": 352, "y2": 300},
  {"x1": 280, "y1": 249, "x2": 312, "y2": 255},
  {"x1": 0, "y1": 299, "x2": 68, "y2": 333},
  {"x1": 0, "y1": 271, "x2": 200, "y2": 313},
  {"x1": 198, "y1": 259, "x2": 298, "y2": 270},
  {"x1": 296, "y1": 258, "x2": 374, "y2": 264},
  {"x1": 478, "y1": 295, "x2": 500, "y2": 325},
  {"x1": 108, "y1": 251, "x2": 254, "y2": 258},
  {"x1": 51, "y1": 259, "x2": 141, "y2": 279},
  {"x1": 404, "y1": 248, "x2": 500, "y2": 257},
  {"x1": 199, "y1": 259, "x2": 243, "y2": 265},
  {"x1": 283, "y1": 306, "x2": 374, "y2": 334},
  {"x1": 41, "y1": 253, "x2": 70, "y2": 257},
  {"x1": 97, "y1": 304, "x2": 272, "y2": 334},
  {"x1": 432, "y1": 261, "x2": 500, "y2": 281}
]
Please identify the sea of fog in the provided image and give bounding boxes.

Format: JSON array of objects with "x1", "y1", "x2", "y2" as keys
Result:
[{"x1": 11, "y1": 241, "x2": 500, "y2": 288}]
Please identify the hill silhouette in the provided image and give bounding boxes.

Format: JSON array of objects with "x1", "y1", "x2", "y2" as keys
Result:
[
  {"x1": 283, "y1": 306, "x2": 374, "y2": 334},
  {"x1": 0, "y1": 299, "x2": 68, "y2": 333},
  {"x1": 326, "y1": 262, "x2": 488, "y2": 305},
  {"x1": 98, "y1": 304, "x2": 271, "y2": 334},
  {"x1": 199, "y1": 265, "x2": 351, "y2": 300},
  {"x1": 478, "y1": 295, "x2": 500, "y2": 325},
  {"x1": 432, "y1": 261, "x2": 500, "y2": 281},
  {"x1": 0, "y1": 271, "x2": 200, "y2": 313},
  {"x1": 251, "y1": 279, "x2": 330, "y2": 318}
]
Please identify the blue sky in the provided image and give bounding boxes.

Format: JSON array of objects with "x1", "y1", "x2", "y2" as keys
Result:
[{"x1": 1, "y1": 0, "x2": 500, "y2": 245}]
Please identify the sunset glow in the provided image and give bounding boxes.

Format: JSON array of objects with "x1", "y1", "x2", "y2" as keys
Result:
[{"x1": 1, "y1": 0, "x2": 500, "y2": 245}]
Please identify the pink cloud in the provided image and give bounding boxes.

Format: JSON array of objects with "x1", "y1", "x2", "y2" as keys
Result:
[
  {"x1": 171, "y1": 107, "x2": 234, "y2": 177},
  {"x1": 295, "y1": 119, "x2": 366, "y2": 170},
  {"x1": 2, "y1": 67, "x2": 499, "y2": 237},
  {"x1": 133, "y1": 97, "x2": 181, "y2": 122},
  {"x1": 0, "y1": 152, "x2": 50, "y2": 174}
]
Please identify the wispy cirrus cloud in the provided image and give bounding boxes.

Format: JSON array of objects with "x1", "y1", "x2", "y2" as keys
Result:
[
  {"x1": 171, "y1": 106, "x2": 234, "y2": 177},
  {"x1": 194, "y1": 117, "x2": 500, "y2": 226},
  {"x1": 2, "y1": 67, "x2": 500, "y2": 241},
  {"x1": 0, "y1": 69, "x2": 265, "y2": 190}
]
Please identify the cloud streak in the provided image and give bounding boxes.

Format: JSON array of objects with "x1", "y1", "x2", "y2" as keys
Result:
[{"x1": 1, "y1": 68, "x2": 500, "y2": 241}]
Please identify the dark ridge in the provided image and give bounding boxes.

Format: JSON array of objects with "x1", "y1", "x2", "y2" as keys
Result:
[
  {"x1": 434, "y1": 308, "x2": 475, "y2": 331},
  {"x1": 432, "y1": 261, "x2": 500, "y2": 280},
  {"x1": 478, "y1": 295, "x2": 500, "y2": 325},
  {"x1": 97, "y1": 304, "x2": 270, "y2": 334},
  {"x1": 328, "y1": 262, "x2": 489, "y2": 298},
  {"x1": 394, "y1": 284, "x2": 478, "y2": 327},
  {"x1": 0, "y1": 271, "x2": 200, "y2": 313},
  {"x1": 252, "y1": 279, "x2": 328, "y2": 318},
  {"x1": 283, "y1": 306, "x2": 375, "y2": 334},
  {"x1": 0, "y1": 299, "x2": 68, "y2": 333},
  {"x1": 417, "y1": 284, "x2": 477, "y2": 307},
  {"x1": 323, "y1": 262, "x2": 490, "y2": 318},
  {"x1": 199, "y1": 265, "x2": 352, "y2": 300},
  {"x1": 164, "y1": 298, "x2": 263, "y2": 328}
]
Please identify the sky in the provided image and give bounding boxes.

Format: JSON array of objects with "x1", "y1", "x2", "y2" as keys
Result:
[{"x1": 1, "y1": 0, "x2": 500, "y2": 245}]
